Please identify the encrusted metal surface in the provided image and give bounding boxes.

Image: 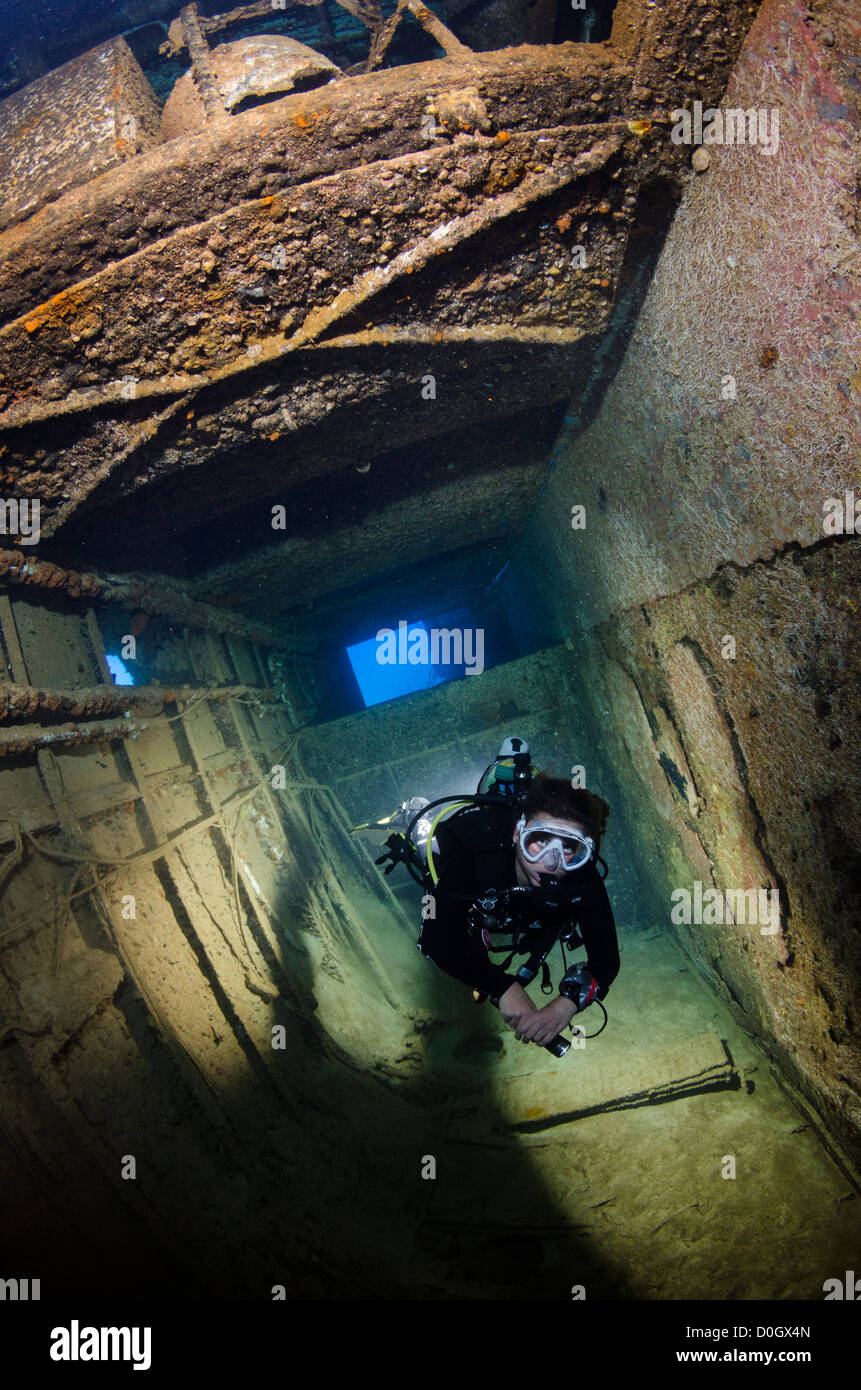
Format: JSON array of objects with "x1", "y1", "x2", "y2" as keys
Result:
[
  {"x1": 161, "y1": 33, "x2": 340, "y2": 138},
  {"x1": 0, "y1": 37, "x2": 162, "y2": 234},
  {"x1": 0, "y1": 0, "x2": 761, "y2": 609}
]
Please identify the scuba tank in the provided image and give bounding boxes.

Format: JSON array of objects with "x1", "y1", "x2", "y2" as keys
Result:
[{"x1": 476, "y1": 735, "x2": 535, "y2": 801}]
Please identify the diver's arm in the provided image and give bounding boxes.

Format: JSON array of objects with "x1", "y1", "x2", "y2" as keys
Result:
[
  {"x1": 572, "y1": 869, "x2": 620, "y2": 997},
  {"x1": 497, "y1": 981, "x2": 539, "y2": 1031},
  {"x1": 418, "y1": 870, "x2": 517, "y2": 999}
]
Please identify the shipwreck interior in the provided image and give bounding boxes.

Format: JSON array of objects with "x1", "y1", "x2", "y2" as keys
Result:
[{"x1": 0, "y1": 0, "x2": 858, "y2": 1302}]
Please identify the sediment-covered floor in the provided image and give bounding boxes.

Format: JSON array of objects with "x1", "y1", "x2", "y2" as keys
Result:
[{"x1": 8, "y1": 783, "x2": 852, "y2": 1301}]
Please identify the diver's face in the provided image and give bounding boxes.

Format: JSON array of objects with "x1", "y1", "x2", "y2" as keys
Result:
[{"x1": 513, "y1": 814, "x2": 589, "y2": 887}]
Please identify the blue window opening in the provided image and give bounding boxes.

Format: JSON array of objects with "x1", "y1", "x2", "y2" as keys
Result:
[
  {"x1": 347, "y1": 609, "x2": 481, "y2": 709},
  {"x1": 347, "y1": 622, "x2": 444, "y2": 708},
  {"x1": 106, "y1": 654, "x2": 136, "y2": 686}
]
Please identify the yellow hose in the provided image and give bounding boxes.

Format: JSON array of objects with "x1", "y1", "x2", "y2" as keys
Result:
[{"x1": 425, "y1": 800, "x2": 472, "y2": 885}]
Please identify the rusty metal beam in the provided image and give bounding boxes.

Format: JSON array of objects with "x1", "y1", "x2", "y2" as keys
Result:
[
  {"x1": 0, "y1": 128, "x2": 620, "y2": 436},
  {"x1": 162, "y1": 0, "x2": 329, "y2": 58},
  {"x1": 0, "y1": 716, "x2": 147, "y2": 757},
  {"x1": 179, "y1": 4, "x2": 229, "y2": 127},
  {"x1": 0, "y1": 131, "x2": 621, "y2": 437},
  {"x1": 332, "y1": 0, "x2": 471, "y2": 64},
  {"x1": 43, "y1": 394, "x2": 193, "y2": 539},
  {"x1": 365, "y1": 0, "x2": 408, "y2": 73},
  {"x1": 0, "y1": 548, "x2": 308, "y2": 651},
  {"x1": 402, "y1": 0, "x2": 471, "y2": 58},
  {"x1": 0, "y1": 2, "x2": 762, "y2": 561},
  {"x1": 0, "y1": 549, "x2": 101, "y2": 599},
  {"x1": 308, "y1": 322, "x2": 591, "y2": 349},
  {"x1": 0, "y1": 682, "x2": 279, "y2": 722},
  {"x1": 290, "y1": 134, "x2": 620, "y2": 349}
]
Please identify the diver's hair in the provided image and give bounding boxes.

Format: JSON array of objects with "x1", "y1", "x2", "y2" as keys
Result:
[{"x1": 523, "y1": 776, "x2": 609, "y2": 840}]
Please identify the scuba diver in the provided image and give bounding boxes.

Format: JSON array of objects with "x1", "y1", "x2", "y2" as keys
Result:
[{"x1": 369, "y1": 737, "x2": 620, "y2": 1057}]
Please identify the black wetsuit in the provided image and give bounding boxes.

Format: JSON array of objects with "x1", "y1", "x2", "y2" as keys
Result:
[{"x1": 418, "y1": 802, "x2": 620, "y2": 1002}]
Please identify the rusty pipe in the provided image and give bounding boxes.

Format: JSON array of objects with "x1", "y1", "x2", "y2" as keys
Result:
[
  {"x1": 179, "y1": 4, "x2": 229, "y2": 126},
  {"x1": 0, "y1": 549, "x2": 306, "y2": 651},
  {"x1": 0, "y1": 682, "x2": 279, "y2": 722},
  {"x1": 0, "y1": 717, "x2": 147, "y2": 757}
]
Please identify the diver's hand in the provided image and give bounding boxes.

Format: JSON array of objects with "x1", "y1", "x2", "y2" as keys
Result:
[
  {"x1": 514, "y1": 995, "x2": 578, "y2": 1046},
  {"x1": 498, "y1": 982, "x2": 538, "y2": 1034},
  {"x1": 374, "y1": 833, "x2": 407, "y2": 874},
  {"x1": 497, "y1": 984, "x2": 539, "y2": 1039}
]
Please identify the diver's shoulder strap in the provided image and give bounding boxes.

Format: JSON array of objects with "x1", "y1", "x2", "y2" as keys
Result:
[{"x1": 436, "y1": 802, "x2": 517, "y2": 858}]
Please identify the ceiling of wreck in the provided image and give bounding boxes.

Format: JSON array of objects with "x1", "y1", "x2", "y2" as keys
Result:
[
  {"x1": 0, "y1": 0, "x2": 762, "y2": 644},
  {"x1": 0, "y1": 0, "x2": 616, "y2": 101}
]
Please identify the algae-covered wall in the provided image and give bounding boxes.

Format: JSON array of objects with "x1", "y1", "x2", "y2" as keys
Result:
[{"x1": 501, "y1": 0, "x2": 861, "y2": 1161}]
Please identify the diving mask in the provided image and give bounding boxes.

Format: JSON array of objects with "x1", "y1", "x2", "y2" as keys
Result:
[{"x1": 515, "y1": 816, "x2": 594, "y2": 872}]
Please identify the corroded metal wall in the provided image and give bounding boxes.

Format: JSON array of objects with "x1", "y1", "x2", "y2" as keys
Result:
[
  {"x1": 504, "y1": 0, "x2": 861, "y2": 1162},
  {"x1": 0, "y1": 579, "x2": 419, "y2": 1293}
]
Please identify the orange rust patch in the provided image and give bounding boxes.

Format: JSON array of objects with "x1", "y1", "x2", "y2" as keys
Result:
[
  {"x1": 293, "y1": 113, "x2": 313, "y2": 129},
  {"x1": 495, "y1": 131, "x2": 510, "y2": 142},
  {"x1": 20, "y1": 285, "x2": 92, "y2": 335}
]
